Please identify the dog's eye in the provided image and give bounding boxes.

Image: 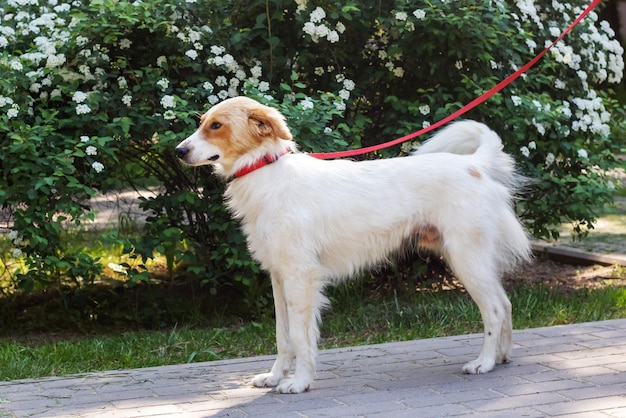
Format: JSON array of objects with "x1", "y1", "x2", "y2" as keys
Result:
[{"x1": 210, "y1": 122, "x2": 222, "y2": 130}]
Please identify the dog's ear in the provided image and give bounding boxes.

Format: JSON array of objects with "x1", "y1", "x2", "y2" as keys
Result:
[{"x1": 248, "y1": 106, "x2": 293, "y2": 140}]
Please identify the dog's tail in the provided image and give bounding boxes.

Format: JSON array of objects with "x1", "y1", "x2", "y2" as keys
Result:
[{"x1": 413, "y1": 120, "x2": 520, "y2": 189}]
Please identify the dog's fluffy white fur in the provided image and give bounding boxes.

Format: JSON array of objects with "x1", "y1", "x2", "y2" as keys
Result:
[{"x1": 175, "y1": 96, "x2": 531, "y2": 394}]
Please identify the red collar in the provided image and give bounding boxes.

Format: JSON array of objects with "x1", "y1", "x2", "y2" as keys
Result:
[{"x1": 232, "y1": 149, "x2": 291, "y2": 179}]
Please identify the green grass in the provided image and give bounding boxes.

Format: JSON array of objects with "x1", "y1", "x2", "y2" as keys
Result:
[{"x1": 2, "y1": 281, "x2": 626, "y2": 381}]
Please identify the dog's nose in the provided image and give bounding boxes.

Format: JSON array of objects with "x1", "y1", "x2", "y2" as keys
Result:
[{"x1": 175, "y1": 147, "x2": 189, "y2": 159}]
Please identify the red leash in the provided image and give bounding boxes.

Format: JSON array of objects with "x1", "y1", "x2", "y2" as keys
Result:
[{"x1": 309, "y1": 0, "x2": 603, "y2": 160}]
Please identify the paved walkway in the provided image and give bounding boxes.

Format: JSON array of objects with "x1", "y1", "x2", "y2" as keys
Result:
[{"x1": 1, "y1": 319, "x2": 626, "y2": 417}]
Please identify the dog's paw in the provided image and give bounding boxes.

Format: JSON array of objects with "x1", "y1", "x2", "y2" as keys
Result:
[
  {"x1": 275, "y1": 377, "x2": 311, "y2": 394},
  {"x1": 462, "y1": 358, "x2": 495, "y2": 375},
  {"x1": 251, "y1": 372, "x2": 281, "y2": 388}
]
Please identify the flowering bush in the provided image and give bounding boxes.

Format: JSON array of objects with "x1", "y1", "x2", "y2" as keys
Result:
[{"x1": 0, "y1": 0, "x2": 623, "y2": 295}]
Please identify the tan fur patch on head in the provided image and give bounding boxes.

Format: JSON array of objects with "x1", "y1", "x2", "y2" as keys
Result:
[{"x1": 195, "y1": 97, "x2": 294, "y2": 163}]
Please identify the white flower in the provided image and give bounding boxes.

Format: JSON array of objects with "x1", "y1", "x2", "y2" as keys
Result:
[
  {"x1": 117, "y1": 76, "x2": 128, "y2": 89},
  {"x1": 185, "y1": 49, "x2": 198, "y2": 60},
  {"x1": 545, "y1": 152, "x2": 555, "y2": 166},
  {"x1": 188, "y1": 30, "x2": 201, "y2": 43},
  {"x1": 413, "y1": 10, "x2": 426, "y2": 19},
  {"x1": 208, "y1": 95, "x2": 219, "y2": 104},
  {"x1": 315, "y1": 24, "x2": 329, "y2": 39},
  {"x1": 156, "y1": 56, "x2": 167, "y2": 67},
  {"x1": 122, "y1": 94, "x2": 132, "y2": 106},
  {"x1": 7, "y1": 107, "x2": 18, "y2": 119},
  {"x1": 46, "y1": 54, "x2": 66, "y2": 68},
  {"x1": 250, "y1": 65, "x2": 262, "y2": 78},
  {"x1": 335, "y1": 22, "x2": 345, "y2": 33},
  {"x1": 310, "y1": 7, "x2": 326, "y2": 23},
  {"x1": 92, "y1": 161, "x2": 104, "y2": 173},
  {"x1": 577, "y1": 149, "x2": 588, "y2": 159},
  {"x1": 86, "y1": 145, "x2": 97, "y2": 156},
  {"x1": 160, "y1": 95, "x2": 176, "y2": 108},
  {"x1": 324, "y1": 127, "x2": 332, "y2": 134},
  {"x1": 334, "y1": 101, "x2": 346, "y2": 111},
  {"x1": 119, "y1": 39, "x2": 132, "y2": 49},
  {"x1": 11, "y1": 248, "x2": 22, "y2": 258},
  {"x1": 549, "y1": 27, "x2": 561, "y2": 38},
  {"x1": 338, "y1": 89, "x2": 350, "y2": 100},
  {"x1": 393, "y1": 67, "x2": 404, "y2": 78},
  {"x1": 511, "y1": 95, "x2": 522, "y2": 107},
  {"x1": 210, "y1": 45, "x2": 225, "y2": 55},
  {"x1": 343, "y1": 79, "x2": 355, "y2": 91},
  {"x1": 300, "y1": 97, "x2": 314, "y2": 110},
  {"x1": 76, "y1": 104, "x2": 91, "y2": 115},
  {"x1": 295, "y1": 0, "x2": 307, "y2": 13},
  {"x1": 303, "y1": 21, "x2": 316, "y2": 36},
  {"x1": 72, "y1": 91, "x2": 88, "y2": 103},
  {"x1": 7, "y1": 230, "x2": 18, "y2": 241},
  {"x1": 455, "y1": 60, "x2": 463, "y2": 70},
  {"x1": 156, "y1": 78, "x2": 169, "y2": 91},
  {"x1": 418, "y1": 104, "x2": 430, "y2": 115},
  {"x1": 258, "y1": 81, "x2": 270, "y2": 92},
  {"x1": 10, "y1": 60, "x2": 23, "y2": 71},
  {"x1": 164, "y1": 110, "x2": 176, "y2": 120},
  {"x1": 80, "y1": 136, "x2": 90, "y2": 142},
  {"x1": 0, "y1": 96, "x2": 14, "y2": 107},
  {"x1": 528, "y1": 141, "x2": 536, "y2": 150},
  {"x1": 314, "y1": 67, "x2": 324, "y2": 76},
  {"x1": 222, "y1": 54, "x2": 238, "y2": 72},
  {"x1": 520, "y1": 146, "x2": 530, "y2": 157},
  {"x1": 327, "y1": 30, "x2": 339, "y2": 43},
  {"x1": 215, "y1": 76, "x2": 227, "y2": 87},
  {"x1": 76, "y1": 35, "x2": 88, "y2": 46},
  {"x1": 422, "y1": 121, "x2": 431, "y2": 128},
  {"x1": 534, "y1": 121, "x2": 546, "y2": 135},
  {"x1": 395, "y1": 12, "x2": 408, "y2": 21},
  {"x1": 202, "y1": 82, "x2": 214, "y2": 92}
]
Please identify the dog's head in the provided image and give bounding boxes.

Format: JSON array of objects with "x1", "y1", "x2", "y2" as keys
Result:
[{"x1": 175, "y1": 97, "x2": 293, "y2": 175}]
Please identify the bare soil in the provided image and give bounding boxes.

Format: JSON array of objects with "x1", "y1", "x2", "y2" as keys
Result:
[{"x1": 504, "y1": 258, "x2": 626, "y2": 291}]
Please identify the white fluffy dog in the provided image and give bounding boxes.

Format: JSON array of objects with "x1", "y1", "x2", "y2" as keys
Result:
[{"x1": 175, "y1": 96, "x2": 531, "y2": 394}]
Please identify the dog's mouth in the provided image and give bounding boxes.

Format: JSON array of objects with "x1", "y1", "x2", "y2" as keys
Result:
[{"x1": 208, "y1": 154, "x2": 220, "y2": 162}]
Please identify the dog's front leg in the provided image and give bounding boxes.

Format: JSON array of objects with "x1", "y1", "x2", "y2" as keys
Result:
[
  {"x1": 252, "y1": 273, "x2": 294, "y2": 388},
  {"x1": 274, "y1": 271, "x2": 325, "y2": 394}
]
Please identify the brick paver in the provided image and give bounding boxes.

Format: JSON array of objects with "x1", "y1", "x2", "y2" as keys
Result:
[{"x1": 1, "y1": 319, "x2": 625, "y2": 417}]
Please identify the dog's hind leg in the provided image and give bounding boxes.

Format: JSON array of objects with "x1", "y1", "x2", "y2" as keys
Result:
[
  {"x1": 444, "y1": 245, "x2": 512, "y2": 374},
  {"x1": 497, "y1": 288, "x2": 513, "y2": 364},
  {"x1": 251, "y1": 272, "x2": 294, "y2": 388}
]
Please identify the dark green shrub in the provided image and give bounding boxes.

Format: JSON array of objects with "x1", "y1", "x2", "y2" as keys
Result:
[{"x1": 0, "y1": 0, "x2": 623, "y2": 299}]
